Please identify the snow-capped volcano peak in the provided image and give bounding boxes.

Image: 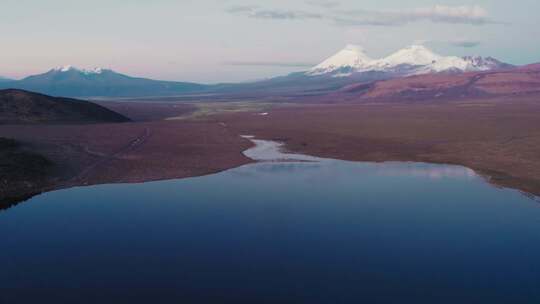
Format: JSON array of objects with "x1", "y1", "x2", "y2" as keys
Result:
[
  {"x1": 341, "y1": 44, "x2": 369, "y2": 57},
  {"x1": 308, "y1": 44, "x2": 374, "y2": 76},
  {"x1": 461, "y1": 56, "x2": 513, "y2": 71},
  {"x1": 377, "y1": 45, "x2": 473, "y2": 73},
  {"x1": 378, "y1": 45, "x2": 441, "y2": 67},
  {"x1": 52, "y1": 65, "x2": 105, "y2": 75},
  {"x1": 306, "y1": 44, "x2": 511, "y2": 78},
  {"x1": 55, "y1": 65, "x2": 74, "y2": 72}
]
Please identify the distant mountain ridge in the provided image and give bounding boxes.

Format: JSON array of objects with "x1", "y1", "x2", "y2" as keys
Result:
[
  {"x1": 307, "y1": 44, "x2": 513, "y2": 78},
  {"x1": 0, "y1": 66, "x2": 208, "y2": 98},
  {"x1": 0, "y1": 47, "x2": 517, "y2": 98},
  {"x1": 207, "y1": 44, "x2": 515, "y2": 97}
]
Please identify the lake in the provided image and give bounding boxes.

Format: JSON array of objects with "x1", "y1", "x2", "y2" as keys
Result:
[{"x1": 1, "y1": 146, "x2": 540, "y2": 303}]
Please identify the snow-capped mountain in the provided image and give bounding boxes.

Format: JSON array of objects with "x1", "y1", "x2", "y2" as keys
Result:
[
  {"x1": 461, "y1": 56, "x2": 513, "y2": 71},
  {"x1": 309, "y1": 45, "x2": 375, "y2": 76},
  {"x1": 308, "y1": 44, "x2": 512, "y2": 77},
  {"x1": 51, "y1": 65, "x2": 105, "y2": 75},
  {"x1": 0, "y1": 66, "x2": 208, "y2": 97},
  {"x1": 376, "y1": 45, "x2": 442, "y2": 68}
]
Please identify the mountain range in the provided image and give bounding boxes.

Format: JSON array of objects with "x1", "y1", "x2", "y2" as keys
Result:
[
  {"x1": 0, "y1": 45, "x2": 520, "y2": 98},
  {"x1": 0, "y1": 66, "x2": 207, "y2": 98},
  {"x1": 212, "y1": 45, "x2": 514, "y2": 96},
  {"x1": 307, "y1": 44, "x2": 512, "y2": 77}
]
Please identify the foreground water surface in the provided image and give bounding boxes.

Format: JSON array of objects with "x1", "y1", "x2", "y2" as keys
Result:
[{"x1": 1, "y1": 158, "x2": 540, "y2": 303}]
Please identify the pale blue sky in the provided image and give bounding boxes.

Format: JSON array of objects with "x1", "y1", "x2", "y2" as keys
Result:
[{"x1": 1, "y1": 0, "x2": 539, "y2": 83}]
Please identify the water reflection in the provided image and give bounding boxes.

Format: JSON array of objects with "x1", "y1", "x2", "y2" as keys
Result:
[
  {"x1": 373, "y1": 162, "x2": 477, "y2": 180},
  {"x1": 241, "y1": 136, "x2": 328, "y2": 162},
  {"x1": 1, "y1": 155, "x2": 539, "y2": 303}
]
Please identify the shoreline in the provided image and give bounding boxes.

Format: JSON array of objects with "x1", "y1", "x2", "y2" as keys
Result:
[
  {"x1": 219, "y1": 102, "x2": 540, "y2": 200},
  {"x1": 240, "y1": 135, "x2": 329, "y2": 162},
  {"x1": 241, "y1": 136, "x2": 539, "y2": 202},
  {"x1": 4, "y1": 136, "x2": 538, "y2": 211}
]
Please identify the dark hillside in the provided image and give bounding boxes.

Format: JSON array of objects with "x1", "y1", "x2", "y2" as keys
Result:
[{"x1": 0, "y1": 89, "x2": 130, "y2": 124}]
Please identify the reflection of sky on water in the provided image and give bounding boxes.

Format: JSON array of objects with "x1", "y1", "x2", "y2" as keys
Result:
[
  {"x1": 240, "y1": 137, "x2": 478, "y2": 182},
  {"x1": 241, "y1": 136, "x2": 327, "y2": 162},
  {"x1": 372, "y1": 162, "x2": 477, "y2": 180}
]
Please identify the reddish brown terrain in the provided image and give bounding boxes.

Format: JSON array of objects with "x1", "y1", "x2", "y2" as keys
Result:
[
  {"x1": 0, "y1": 119, "x2": 253, "y2": 208},
  {"x1": 319, "y1": 64, "x2": 540, "y2": 103},
  {"x1": 95, "y1": 100, "x2": 198, "y2": 121}
]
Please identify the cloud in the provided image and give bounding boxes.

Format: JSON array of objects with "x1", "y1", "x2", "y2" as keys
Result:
[
  {"x1": 413, "y1": 39, "x2": 429, "y2": 46},
  {"x1": 225, "y1": 5, "x2": 258, "y2": 13},
  {"x1": 414, "y1": 5, "x2": 491, "y2": 25},
  {"x1": 334, "y1": 5, "x2": 494, "y2": 26},
  {"x1": 228, "y1": 4, "x2": 497, "y2": 26},
  {"x1": 306, "y1": 0, "x2": 340, "y2": 8},
  {"x1": 224, "y1": 61, "x2": 315, "y2": 68},
  {"x1": 227, "y1": 6, "x2": 322, "y2": 20},
  {"x1": 252, "y1": 10, "x2": 323, "y2": 20},
  {"x1": 449, "y1": 39, "x2": 482, "y2": 48}
]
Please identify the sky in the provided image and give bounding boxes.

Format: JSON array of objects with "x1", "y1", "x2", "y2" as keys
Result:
[{"x1": 1, "y1": 0, "x2": 539, "y2": 83}]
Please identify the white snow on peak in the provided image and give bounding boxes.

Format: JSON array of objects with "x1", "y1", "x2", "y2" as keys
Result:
[
  {"x1": 308, "y1": 44, "x2": 374, "y2": 76},
  {"x1": 87, "y1": 67, "x2": 103, "y2": 74},
  {"x1": 52, "y1": 65, "x2": 105, "y2": 74},
  {"x1": 427, "y1": 56, "x2": 470, "y2": 72},
  {"x1": 58, "y1": 65, "x2": 74, "y2": 72},
  {"x1": 376, "y1": 45, "x2": 441, "y2": 67},
  {"x1": 307, "y1": 44, "x2": 502, "y2": 77}
]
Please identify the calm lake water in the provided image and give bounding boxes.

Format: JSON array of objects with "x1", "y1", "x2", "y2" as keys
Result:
[{"x1": 1, "y1": 160, "x2": 540, "y2": 303}]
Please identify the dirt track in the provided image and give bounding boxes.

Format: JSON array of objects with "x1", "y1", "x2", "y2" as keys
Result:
[{"x1": 70, "y1": 127, "x2": 151, "y2": 184}]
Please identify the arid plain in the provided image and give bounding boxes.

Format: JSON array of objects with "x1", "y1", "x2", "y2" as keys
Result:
[{"x1": 2, "y1": 92, "x2": 540, "y2": 208}]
